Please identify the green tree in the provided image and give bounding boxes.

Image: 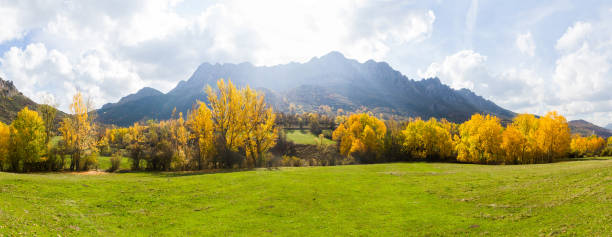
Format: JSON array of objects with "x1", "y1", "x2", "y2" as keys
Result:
[{"x1": 38, "y1": 103, "x2": 57, "y2": 144}]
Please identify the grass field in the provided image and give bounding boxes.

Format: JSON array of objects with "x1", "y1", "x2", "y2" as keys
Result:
[
  {"x1": 284, "y1": 129, "x2": 335, "y2": 145},
  {"x1": 0, "y1": 158, "x2": 611, "y2": 236}
]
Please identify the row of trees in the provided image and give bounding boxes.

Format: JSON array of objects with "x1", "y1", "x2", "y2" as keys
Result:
[
  {"x1": 570, "y1": 134, "x2": 609, "y2": 157},
  {"x1": 2, "y1": 79, "x2": 610, "y2": 172},
  {"x1": 101, "y1": 79, "x2": 278, "y2": 170},
  {"x1": 331, "y1": 111, "x2": 603, "y2": 165}
]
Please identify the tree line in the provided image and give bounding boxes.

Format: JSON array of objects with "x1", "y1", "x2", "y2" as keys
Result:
[
  {"x1": 332, "y1": 112, "x2": 611, "y2": 165},
  {"x1": 1, "y1": 79, "x2": 611, "y2": 172}
]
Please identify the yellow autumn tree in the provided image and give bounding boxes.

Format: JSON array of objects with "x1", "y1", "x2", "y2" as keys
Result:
[
  {"x1": 243, "y1": 87, "x2": 277, "y2": 167},
  {"x1": 500, "y1": 114, "x2": 541, "y2": 164},
  {"x1": 188, "y1": 101, "x2": 215, "y2": 169},
  {"x1": 59, "y1": 92, "x2": 97, "y2": 171},
  {"x1": 402, "y1": 118, "x2": 453, "y2": 161},
  {"x1": 126, "y1": 122, "x2": 147, "y2": 170},
  {"x1": 570, "y1": 134, "x2": 589, "y2": 157},
  {"x1": 455, "y1": 114, "x2": 504, "y2": 164},
  {"x1": 0, "y1": 121, "x2": 8, "y2": 170},
  {"x1": 535, "y1": 111, "x2": 570, "y2": 162},
  {"x1": 332, "y1": 113, "x2": 386, "y2": 163},
  {"x1": 501, "y1": 126, "x2": 526, "y2": 164},
  {"x1": 170, "y1": 112, "x2": 189, "y2": 170},
  {"x1": 8, "y1": 107, "x2": 47, "y2": 172},
  {"x1": 206, "y1": 79, "x2": 277, "y2": 168},
  {"x1": 206, "y1": 79, "x2": 244, "y2": 168},
  {"x1": 586, "y1": 135, "x2": 606, "y2": 155}
]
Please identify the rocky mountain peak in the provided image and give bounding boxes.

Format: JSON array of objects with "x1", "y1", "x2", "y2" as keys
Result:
[{"x1": 0, "y1": 77, "x2": 21, "y2": 97}]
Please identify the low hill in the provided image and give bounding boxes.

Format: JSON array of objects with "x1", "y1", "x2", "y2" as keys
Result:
[
  {"x1": 97, "y1": 52, "x2": 515, "y2": 126},
  {"x1": 569, "y1": 120, "x2": 612, "y2": 138}
]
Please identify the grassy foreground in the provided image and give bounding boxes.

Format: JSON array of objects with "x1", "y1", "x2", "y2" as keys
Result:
[{"x1": 0, "y1": 158, "x2": 611, "y2": 236}]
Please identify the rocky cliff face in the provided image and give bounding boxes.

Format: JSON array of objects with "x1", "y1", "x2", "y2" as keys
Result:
[{"x1": 0, "y1": 78, "x2": 21, "y2": 98}]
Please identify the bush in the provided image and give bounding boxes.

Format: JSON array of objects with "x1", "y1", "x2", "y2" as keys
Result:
[
  {"x1": 45, "y1": 147, "x2": 64, "y2": 171},
  {"x1": 600, "y1": 147, "x2": 612, "y2": 157},
  {"x1": 281, "y1": 155, "x2": 302, "y2": 167},
  {"x1": 81, "y1": 153, "x2": 98, "y2": 171},
  {"x1": 109, "y1": 152, "x2": 122, "y2": 172}
]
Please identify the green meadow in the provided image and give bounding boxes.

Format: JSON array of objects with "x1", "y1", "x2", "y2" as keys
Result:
[
  {"x1": 284, "y1": 129, "x2": 335, "y2": 145},
  {"x1": 1, "y1": 158, "x2": 610, "y2": 236}
]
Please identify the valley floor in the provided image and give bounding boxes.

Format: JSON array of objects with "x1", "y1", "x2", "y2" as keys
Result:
[{"x1": 0, "y1": 158, "x2": 611, "y2": 236}]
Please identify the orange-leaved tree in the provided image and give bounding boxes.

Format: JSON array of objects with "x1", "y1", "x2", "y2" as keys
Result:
[
  {"x1": 501, "y1": 114, "x2": 540, "y2": 164},
  {"x1": 332, "y1": 113, "x2": 386, "y2": 163},
  {"x1": 455, "y1": 114, "x2": 504, "y2": 164},
  {"x1": 535, "y1": 111, "x2": 570, "y2": 163}
]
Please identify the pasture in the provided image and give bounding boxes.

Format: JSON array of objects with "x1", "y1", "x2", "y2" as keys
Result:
[
  {"x1": 284, "y1": 129, "x2": 335, "y2": 145},
  {"x1": 0, "y1": 158, "x2": 610, "y2": 236}
]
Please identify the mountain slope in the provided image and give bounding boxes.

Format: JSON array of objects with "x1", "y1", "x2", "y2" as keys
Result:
[
  {"x1": 0, "y1": 78, "x2": 39, "y2": 124},
  {"x1": 97, "y1": 52, "x2": 515, "y2": 126},
  {"x1": 0, "y1": 77, "x2": 66, "y2": 125},
  {"x1": 569, "y1": 120, "x2": 612, "y2": 138}
]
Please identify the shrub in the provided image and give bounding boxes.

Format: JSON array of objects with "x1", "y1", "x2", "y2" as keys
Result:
[
  {"x1": 109, "y1": 152, "x2": 122, "y2": 172},
  {"x1": 281, "y1": 155, "x2": 302, "y2": 167},
  {"x1": 81, "y1": 153, "x2": 98, "y2": 171}
]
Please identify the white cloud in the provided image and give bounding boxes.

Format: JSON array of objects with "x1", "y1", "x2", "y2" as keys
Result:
[
  {"x1": 0, "y1": 43, "x2": 145, "y2": 111},
  {"x1": 418, "y1": 50, "x2": 542, "y2": 114},
  {"x1": 555, "y1": 21, "x2": 592, "y2": 51},
  {"x1": 553, "y1": 43, "x2": 611, "y2": 101},
  {"x1": 0, "y1": 6, "x2": 22, "y2": 43},
  {"x1": 0, "y1": 0, "x2": 436, "y2": 112},
  {"x1": 418, "y1": 50, "x2": 488, "y2": 90},
  {"x1": 417, "y1": 16, "x2": 612, "y2": 126},
  {"x1": 549, "y1": 17, "x2": 612, "y2": 126},
  {"x1": 516, "y1": 32, "x2": 536, "y2": 56}
]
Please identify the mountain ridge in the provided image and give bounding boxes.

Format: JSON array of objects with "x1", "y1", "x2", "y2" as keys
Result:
[
  {"x1": 97, "y1": 51, "x2": 515, "y2": 126},
  {"x1": 568, "y1": 120, "x2": 612, "y2": 138}
]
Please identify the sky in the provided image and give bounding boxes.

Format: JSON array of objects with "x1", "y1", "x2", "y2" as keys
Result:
[{"x1": 0, "y1": 0, "x2": 611, "y2": 126}]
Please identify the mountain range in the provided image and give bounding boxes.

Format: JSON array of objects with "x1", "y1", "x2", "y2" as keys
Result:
[
  {"x1": 97, "y1": 51, "x2": 515, "y2": 126},
  {"x1": 2, "y1": 52, "x2": 611, "y2": 138}
]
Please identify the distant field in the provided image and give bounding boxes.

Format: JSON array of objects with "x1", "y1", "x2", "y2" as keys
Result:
[
  {"x1": 0, "y1": 158, "x2": 610, "y2": 236},
  {"x1": 284, "y1": 129, "x2": 335, "y2": 145}
]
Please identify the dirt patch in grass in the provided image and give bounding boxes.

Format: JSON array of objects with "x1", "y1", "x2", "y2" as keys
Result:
[{"x1": 69, "y1": 170, "x2": 108, "y2": 175}]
